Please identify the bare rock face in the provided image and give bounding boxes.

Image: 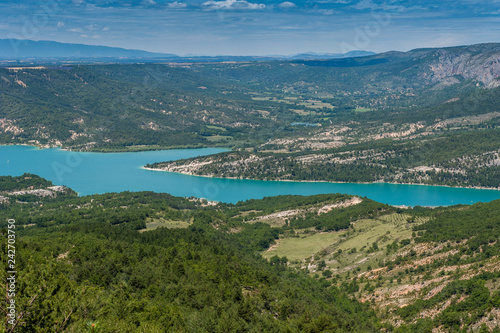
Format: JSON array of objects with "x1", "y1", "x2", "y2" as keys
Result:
[{"x1": 428, "y1": 44, "x2": 500, "y2": 88}]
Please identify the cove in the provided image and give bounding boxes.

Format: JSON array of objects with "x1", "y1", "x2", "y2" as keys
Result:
[{"x1": 1, "y1": 145, "x2": 500, "y2": 206}]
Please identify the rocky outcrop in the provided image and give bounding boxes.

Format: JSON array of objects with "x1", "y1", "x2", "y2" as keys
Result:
[
  {"x1": 9, "y1": 189, "x2": 58, "y2": 198},
  {"x1": 2, "y1": 186, "x2": 71, "y2": 201},
  {"x1": 0, "y1": 118, "x2": 24, "y2": 134},
  {"x1": 427, "y1": 44, "x2": 500, "y2": 88}
]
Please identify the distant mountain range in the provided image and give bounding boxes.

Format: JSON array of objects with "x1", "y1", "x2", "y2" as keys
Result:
[
  {"x1": 284, "y1": 50, "x2": 375, "y2": 60},
  {"x1": 0, "y1": 39, "x2": 375, "y2": 62},
  {"x1": 0, "y1": 39, "x2": 177, "y2": 60}
]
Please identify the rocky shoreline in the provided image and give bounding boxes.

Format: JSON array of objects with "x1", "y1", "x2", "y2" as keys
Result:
[{"x1": 143, "y1": 166, "x2": 500, "y2": 191}]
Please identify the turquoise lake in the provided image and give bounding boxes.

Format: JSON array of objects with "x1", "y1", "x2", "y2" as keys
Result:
[{"x1": 1, "y1": 145, "x2": 500, "y2": 206}]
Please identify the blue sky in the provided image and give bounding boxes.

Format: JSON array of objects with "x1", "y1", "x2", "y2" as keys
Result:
[{"x1": 1, "y1": 0, "x2": 499, "y2": 55}]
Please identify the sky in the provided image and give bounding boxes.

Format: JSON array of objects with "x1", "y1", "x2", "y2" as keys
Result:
[{"x1": 0, "y1": 0, "x2": 499, "y2": 56}]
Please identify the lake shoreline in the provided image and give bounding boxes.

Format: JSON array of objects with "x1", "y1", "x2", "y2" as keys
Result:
[
  {"x1": 0, "y1": 143, "x2": 229, "y2": 153},
  {"x1": 7, "y1": 143, "x2": 500, "y2": 191},
  {"x1": 0, "y1": 143, "x2": 232, "y2": 154},
  {"x1": 2, "y1": 145, "x2": 499, "y2": 206},
  {"x1": 142, "y1": 166, "x2": 500, "y2": 191}
]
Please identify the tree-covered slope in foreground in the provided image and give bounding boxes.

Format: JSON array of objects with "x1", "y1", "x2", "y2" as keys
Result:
[
  {"x1": 1, "y1": 174, "x2": 499, "y2": 332},
  {"x1": 0, "y1": 175, "x2": 378, "y2": 332}
]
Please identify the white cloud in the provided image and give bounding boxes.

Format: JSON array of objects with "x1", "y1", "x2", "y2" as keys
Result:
[
  {"x1": 351, "y1": 0, "x2": 403, "y2": 12},
  {"x1": 352, "y1": 0, "x2": 378, "y2": 10},
  {"x1": 278, "y1": 1, "x2": 296, "y2": 8},
  {"x1": 312, "y1": 0, "x2": 350, "y2": 3},
  {"x1": 102, "y1": 26, "x2": 110, "y2": 31},
  {"x1": 319, "y1": 9, "x2": 336, "y2": 15},
  {"x1": 68, "y1": 28, "x2": 84, "y2": 33},
  {"x1": 169, "y1": 1, "x2": 187, "y2": 8},
  {"x1": 57, "y1": 22, "x2": 65, "y2": 28},
  {"x1": 86, "y1": 24, "x2": 98, "y2": 31},
  {"x1": 202, "y1": 0, "x2": 265, "y2": 10}
]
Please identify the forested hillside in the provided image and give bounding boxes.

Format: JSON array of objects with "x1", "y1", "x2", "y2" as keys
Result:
[
  {"x1": 0, "y1": 176, "x2": 380, "y2": 332},
  {"x1": 148, "y1": 126, "x2": 500, "y2": 188},
  {"x1": 1, "y1": 43, "x2": 499, "y2": 153},
  {"x1": 1, "y1": 175, "x2": 499, "y2": 332}
]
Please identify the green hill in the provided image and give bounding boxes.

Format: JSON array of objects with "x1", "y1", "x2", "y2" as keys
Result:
[
  {"x1": 1, "y1": 43, "x2": 499, "y2": 152},
  {"x1": 1, "y1": 175, "x2": 498, "y2": 332}
]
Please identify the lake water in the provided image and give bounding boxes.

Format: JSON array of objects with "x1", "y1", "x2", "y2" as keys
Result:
[{"x1": 1, "y1": 145, "x2": 499, "y2": 206}]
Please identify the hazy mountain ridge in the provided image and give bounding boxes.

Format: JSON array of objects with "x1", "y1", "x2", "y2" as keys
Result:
[
  {"x1": 285, "y1": 50, "x2": 376, "y2": 60},
  {"x1": 0, "y1": 39, "x2": 375, "y2": 62},
  {"x1": 0, "y1": 39, "x2": 177, "y2": 59}
]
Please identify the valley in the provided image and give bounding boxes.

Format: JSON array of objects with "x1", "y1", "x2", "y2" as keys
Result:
[
  {"x1": 3, "y1": 44, "x2": 499, "y2": 188},
  {"x1": 1, "y1": 41, "x2": 500, "y2": 332}
]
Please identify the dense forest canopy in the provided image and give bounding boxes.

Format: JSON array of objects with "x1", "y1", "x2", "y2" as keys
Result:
[{"x1": 0, "y1": 175, "x2": 499, "y2": 332}]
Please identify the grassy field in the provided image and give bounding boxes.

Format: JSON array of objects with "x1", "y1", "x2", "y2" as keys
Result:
[
  {"x1": 298, "y1": 100, "x2": 335, "y2": 109},
  {"x1": 251, "y1": 97, "x2": 273, "y2": 101},
  {"x1": 261, "y1": 213, "x2": 429, "y2": 275},
  {"x1": 252, "y1": 96, "x2": 335, "y2": 110},
  {"x1": 205, "y1": 135, "x2": 233, "y2": 142},
  {"x1": 141, "y1": 218, "x2": 191, "y2": 232},
  {"x1": 354, "y1": 107, "x2": 373, "y2": 112},
  {"x1": 205, "y1": 125, "x2": 227, "y2": 132},
  {"x1": 292, "y1": 109, "x2": 317, "y2": 116},
  {"x1": 263, "y1": 230, "x2": 342, "y2": 261}
]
